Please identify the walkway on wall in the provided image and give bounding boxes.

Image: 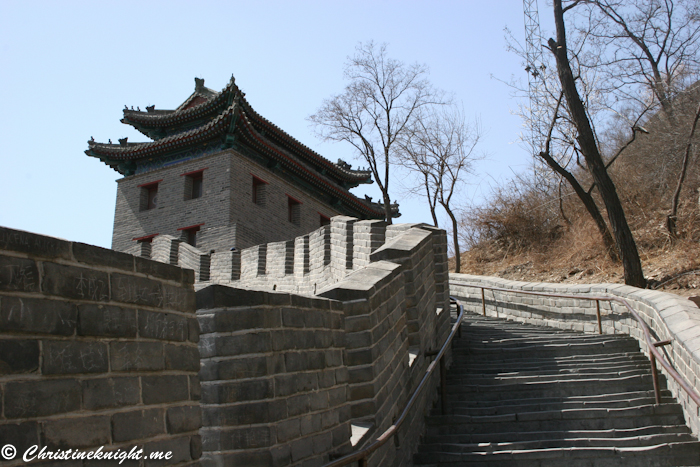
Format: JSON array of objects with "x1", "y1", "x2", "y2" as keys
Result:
[{"x1": 414, "y1": 312, "x2": 700, "y2": 466}]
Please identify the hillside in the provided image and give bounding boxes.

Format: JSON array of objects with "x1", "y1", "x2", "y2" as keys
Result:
[
  {"x1": 454, "y1": 217, "x2": 700, "y2": 299},
  {"x1": 453, "y1": 87, "x2": 700, "y2": 300}
]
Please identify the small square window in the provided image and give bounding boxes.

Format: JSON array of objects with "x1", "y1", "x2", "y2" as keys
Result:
[
  {"x1": 139, "y1": 181, "x2": 160, "y2": 211},
  {"x1": 183, "y1": 170, "x2": 205, "y2": 201},
  {"x1": 178, "y1": 224, "x2": 202, "y2": 247},
  {"x1": 288, "y1": 196, "x2": 301, "y2": 226},
  {"x1": 252, "y1": 175, "x2": 268, "y2": 206},
  {"x1": 191, "y1": 173, "x2": 203, "y2": 199}
]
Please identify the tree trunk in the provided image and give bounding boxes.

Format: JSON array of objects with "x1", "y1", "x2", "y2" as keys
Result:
[
  {"x1": 668, "y1": 101, "x2": 700, "y2": 240},
  {"x1": 551, "y1": 0, "x2": 645, "y2": 288},
  {"x1": 442, "y1": 204, "x2": 461, "y2": 273},
  {"x1": 383, "y1": 192, "x2": 393, "y2": 225},
  {"x1": 538, "y1": 151, "x2": 619, "y2": 262}
]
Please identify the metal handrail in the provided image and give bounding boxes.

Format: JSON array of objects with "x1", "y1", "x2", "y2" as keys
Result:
[
  {"x1": 466, "y1": 284, "x2": 700, "y2": 407},
  {"x1": 322, "y1": 297, "x2": 465, "y2": 467}
]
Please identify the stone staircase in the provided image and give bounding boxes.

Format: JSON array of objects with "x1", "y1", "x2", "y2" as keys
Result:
[{"x1": 414, "y1": 313, "x2": 700, "y2": 466}]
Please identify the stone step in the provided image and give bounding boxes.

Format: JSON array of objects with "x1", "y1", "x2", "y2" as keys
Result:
[
  {"x1": 450, "y1": 356, "x2": 651, "y2": 372},
  {"x1": 414, "y1": 311, "x2": 700, "y2": 467},
  {"x1": 418, "y1": 431, "x2": 697, "y2": 452},
  {"x1": 420, "y1": 424, "x2": 692, "y2": 445},
  {"x1": 445, "y1": 374, "x2": 657, "y2": 401},
  {"x1": 446, "y1": 368, "x2": 650, "y2": 385},
  {"x1": 442, "y1": 389, "x2": 674, "y2": 410},
  {"x1": 437, "y1": 394, "x2": 676, "y2": 416},
  {"x1": 413, "y1": 441, "x2": 700, "y2": 466},
  {"x1": 426, "y1": 403, "x2": 685, "y2": 431}
]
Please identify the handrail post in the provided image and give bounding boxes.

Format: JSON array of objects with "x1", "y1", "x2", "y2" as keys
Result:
[
  {"x1": 481, "y1": 288, "x2": 486, "y2": 316},
  {"x1": 596, "y1": 299, "x2": 602, "y2": 334},
  {"x1": 440, "y1": 355, "x2": 447, "y2": 415},
  {"x1": 650, "y1": 353, "x2": 662, "y2": 405},
  {"x1": 358, "y1": 457, "x2": 367, "y2": 467}
]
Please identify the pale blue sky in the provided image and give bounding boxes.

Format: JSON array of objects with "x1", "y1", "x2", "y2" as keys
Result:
[{"x1": 0, "y1": 1, "x2": 555, "y2": 249}]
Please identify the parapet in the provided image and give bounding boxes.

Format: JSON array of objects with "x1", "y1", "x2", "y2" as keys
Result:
[
  {"x1": 0, "y1": 226, "x2": 202, "y2": 467},
  {"x1": 143, "y1": 217, "x2": 400, "y2": 294}
]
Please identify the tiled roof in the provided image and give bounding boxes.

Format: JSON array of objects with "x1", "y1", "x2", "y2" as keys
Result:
[
  {"x1": 118, "y1": 76, "x2": 372, "y2": 184},
  {"x1": 86, "y1": 102, "x2": 387, "y2": 219}
]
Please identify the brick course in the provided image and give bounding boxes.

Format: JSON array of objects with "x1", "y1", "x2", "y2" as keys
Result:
[
  {"x1": 112, "y1": 149, "x2": 342, "y2": 255},
  {"x1": 0, "y1": 226, "x2": 201, "y2": 467}
]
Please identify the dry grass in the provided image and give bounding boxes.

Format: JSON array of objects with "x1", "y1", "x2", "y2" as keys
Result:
[{"x1": 453, "y1": 92, "x2": 700, "y2": 298}]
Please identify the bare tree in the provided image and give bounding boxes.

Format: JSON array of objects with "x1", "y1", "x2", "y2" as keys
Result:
[
  {"x1": 549, "y1": 0, "x2": 647, "y2": 287},
  {"x1": 398, "y1": 107, "x2": 482, "y2": 273},
  {"x1": 309, "y1": 41, "x2": 446, "y2": 223},
  {"x1": 668, "y1": 100, "x2": 700, "y2": 239},
  {"x1": 579, "y1": 0, "x2": 700, "y2": 117}
]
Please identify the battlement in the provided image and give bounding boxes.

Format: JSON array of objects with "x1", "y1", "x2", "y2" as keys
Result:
[{"x1": 144, "y1": 216, "x2": 404, "y2": 294}]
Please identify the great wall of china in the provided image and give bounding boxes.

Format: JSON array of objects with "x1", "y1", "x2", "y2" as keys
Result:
[{"x1": 3, "y1": 217, "x2": 700, "y2": 466}]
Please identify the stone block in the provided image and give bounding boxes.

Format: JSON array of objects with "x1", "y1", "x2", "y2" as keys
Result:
[
  {"x1": 42, "y1": 340, "x2": 108, "y2": 375},
  {"x1": 0, "y1": 296, "x2": 77, "y2": 336},
  {"x1": 190, "y1": 375, "x2": 201, "y2": 400},
  {"x1": 165, "y1": 344, "x2": 200, "y2": 372},
  {"x1": 211, "y1": 451, "x2": 272, "y2": 467},
  {"x1": 312, "y1": 432, "x2": 333, "y2": 454},
  {"x1": 166, "y1": 405, "x2": 202, "y2": 434},
  {"x1": 110, "y1": 341, "x2": 164, "y2": 371},
  {"x1": 111, "y1": 273, "x2": 163, "y2": 308},
  {"x1": 0, "y1": 339, "x2": 39, "y2": 374},
  {"x1": 287, "y1": 394, "x2": 311, "y2": 417},
  {"x1": 191, "y1": 434, "x2": 202, "y2": 460},
  {"x1": 0, "y1": 421, "x2": 39, "y2": 453},
  {"x1": 138, "y1": 309, "x2": 188, "y2": 341},
  {"x1": 112, "y1": 408, "x2": 165, "y2": 442},
  {"x1": 0, "y1": 227, "x2": 71, "y2": 260},
  {"x1": 78, "y1": 304, "x2": 137, "y2": 337},
  {"x1": 188, "y1": 317, "x2": 200, "y2": 342},
  {"x1": 203, "y1": 401, "x2": 272, "y2": 426},
  {"x1": 41, "y1": 415, "x2": 111, "y2": 449},
  {"x1": 82, "y1": 377, "x2": 140, "y2": 410},
  {"x1": 0, "y1": 255, "x2": 39, "y2": 292},
  {"x1": 143, "y1": 435, "x2": 192, "y2": 467},
  {"x1": 206, "y1": 426, "x2": 273, "y2": 450},
  {"x1": 134, "y1": 255, "x2": 186, "y2": 283},
  {"x1": 277, "y1": 418, "x2": 302, "y2": 443},
  {"x1": 282, "y1": 307, "x2": 306, "y2": 328},
  {"x1": 201, "y1": 379, "x2": 273, "y2": 404},
  {"x1": 202, "y1": 331, "x2": 271, "y2": 357},
  {"x1": 161, "y1": 283, "x2": 196, "y2": 313},
  {"x1": 196, "y1": 285, "x2": 268, "y2": 309},
  {"x1": 141, "y1": 375, "x2": 190, "y2": 404},
  {"x1": 4, "y1": 379, "x2": 81, "y2": 418},
  {"x1": 73, "y1": 242, "x2": 134, "y2": 272},
  {"x1": 200, "y1": 355, "x2": 267, "y2": 381},
  {"x1": 42, "y1": 262, "x2": 109, "y2": 301}
]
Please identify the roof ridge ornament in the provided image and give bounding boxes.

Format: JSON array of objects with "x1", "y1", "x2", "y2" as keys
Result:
[
  {"x1": 119, "y1": 137, "x2": 128, "y2": 146},
  {"x1": 146, "y1": 105, "x2": 155, "y2": 113},
  {"x1": 195, "y1": 77, "x2": 205, "y2": 91}
]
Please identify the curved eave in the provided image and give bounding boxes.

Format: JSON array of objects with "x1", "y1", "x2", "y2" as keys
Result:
[
  {"x1": 120, "y1": 79, "x2": 238, "y2": 131},
  {"x1": 86, "y1": 107, "x2": 234, "y2": 165},
  {"x1": 235, "y1": 110, "x2": 385, "y2": 219},
  {"x1": 239, "y1": 100, "x2": 373, "y2": 184},
  {"x1": 118, "y1": 76, "x2": 372, "y2": 185}
]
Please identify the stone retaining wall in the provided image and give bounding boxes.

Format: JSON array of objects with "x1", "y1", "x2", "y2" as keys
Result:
[
  {"x1": 450, "y1": 273, "x2": 700, "y2": 435},
  {"x1": 197, "y1": 222, "x2": 451, "y2": 467},
  {"x1": 0, "y1": 226, "x2": 202, "y2": 466}
]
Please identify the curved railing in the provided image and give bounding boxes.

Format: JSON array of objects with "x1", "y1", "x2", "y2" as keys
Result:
[
  {"x1": 321, "y1": 297, "x2": 465, "y2": 467},
  {"x1": 466, "y1": 284, "x2": 700, "y2": 407}
]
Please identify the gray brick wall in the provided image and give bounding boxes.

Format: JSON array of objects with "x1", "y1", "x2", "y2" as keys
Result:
[
  {"x1": 0, "y1": 226, "x2": 202, "y2": 467},
  {"x1": 112, "y1": 149, "x2": 341, "y2": 255},
  {"x1": 196, "y1": 287, "x2": 351, "y2": 467}
]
